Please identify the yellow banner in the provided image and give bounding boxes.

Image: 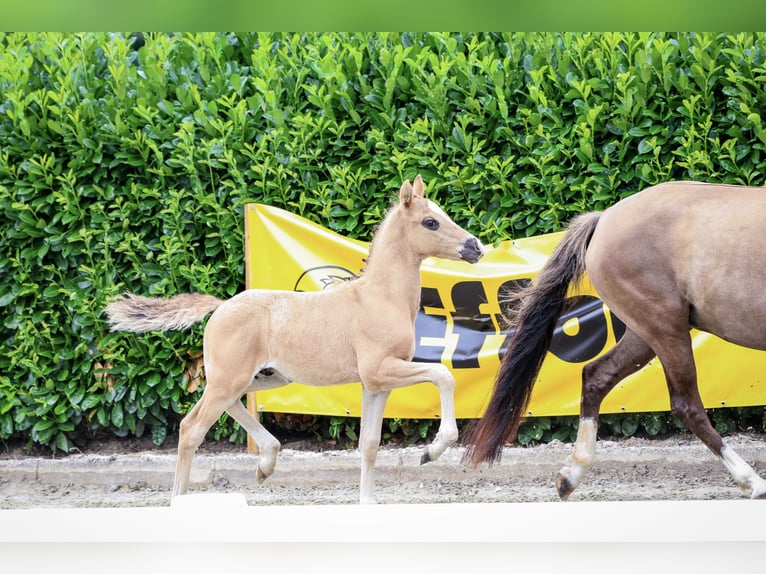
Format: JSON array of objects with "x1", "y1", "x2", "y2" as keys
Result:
[{"x1": 244, "y1": 203, "x2": 766, "y2": 419}]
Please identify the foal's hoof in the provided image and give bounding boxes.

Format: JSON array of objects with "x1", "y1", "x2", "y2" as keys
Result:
[
  {"x1": 420, "y1": 451, "x2": 432, "y2": 465},
  {"x1": 555, "y1": 473, "x2": 574, "y2": 501},
  {"x1": 755, "y1": 491, "x2": 766, "y2": 500},
  {"x1": 256, "y1": 467, "x2": 269, "y2": 484}
]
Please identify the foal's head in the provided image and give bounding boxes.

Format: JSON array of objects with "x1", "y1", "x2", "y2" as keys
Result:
[{"x1": 395, "y1": 175, "x2": 484, "y2": 264}]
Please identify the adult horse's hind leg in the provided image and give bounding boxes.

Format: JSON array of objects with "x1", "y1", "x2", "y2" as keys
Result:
[
  {"x1": 359, "y1": 388, "x2": 391, "y2": 504},
  {"x1": 557, "y1": 327, "x2": 656, "y2": 500},
  {"x1": 656, "y1": 334, "x2": 766, "y2": 499}
]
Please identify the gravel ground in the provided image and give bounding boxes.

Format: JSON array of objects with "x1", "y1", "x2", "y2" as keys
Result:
[{"x1": 2, "y1": 432, "x2": 765, "y2": 508}]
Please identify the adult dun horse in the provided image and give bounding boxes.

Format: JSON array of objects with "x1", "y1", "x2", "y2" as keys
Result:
[
  {"x1": 464, "y1": 181, "x2": 766, "y2": 500},
  {"x1": 107, "y1": 176, "x2": 484, "y2": 504}
]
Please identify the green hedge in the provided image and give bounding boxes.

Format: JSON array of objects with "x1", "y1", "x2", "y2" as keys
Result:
[{"x1": 2, "y1": 32, "x2": 766, "y2": 452}]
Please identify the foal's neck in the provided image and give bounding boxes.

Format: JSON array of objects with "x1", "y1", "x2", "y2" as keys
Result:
[{"x1": 362, "y1": 208, "x2": 422, "y2": 301}]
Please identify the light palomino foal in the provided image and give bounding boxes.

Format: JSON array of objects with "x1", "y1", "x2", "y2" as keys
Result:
[{"x1": 107, "y1": 176, "x2": 484, "y2": 504}]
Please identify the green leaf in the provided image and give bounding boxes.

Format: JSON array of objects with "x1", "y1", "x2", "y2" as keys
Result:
[
  {"x1": 81, "y1": 395, "x2": 101, "y2": 410},
  {"x1": 55, "y1": 432, "x2": 73, "y2": 452},
  {"x1": 151, "y1": 425, "x2": 168, "y2": 446},
  {"x1": 111, "y1": 403, "x2": 124, "y2": 428}
]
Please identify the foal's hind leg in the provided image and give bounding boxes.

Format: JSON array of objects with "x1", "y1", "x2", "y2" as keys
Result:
[
  {"x1": 173, "y1": 388, "x2": 233, "y2": 497},
  {"x1": 656, "y1": 335, "x2": 766, "y2": 499},
  {"x1": 226, "y1": 399, "x2": 281, "y2": 483},
  {"x1": 557, "y1": 328, "x2": 655, "y2": 500}
]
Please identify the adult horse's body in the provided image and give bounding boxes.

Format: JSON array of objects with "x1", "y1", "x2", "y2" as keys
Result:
[
  {"x1": 464, "y1": 181, "x2": 766, "y2": 500},
  {"x1": 107, "y1": 176, "x2": 484, "y2": 504}
]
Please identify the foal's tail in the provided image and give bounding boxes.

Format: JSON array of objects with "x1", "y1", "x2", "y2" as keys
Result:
[
  {"x1": 462, "y1": 211, "x2": 602, "y2": 467},
  {"x1": 105, "y1": 292, "x2": 224, "y2": 333}
]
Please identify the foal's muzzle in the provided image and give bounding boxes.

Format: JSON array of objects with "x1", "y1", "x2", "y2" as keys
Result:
[{"x1": 460, "y1": 237, "x2": 485, "y2": 263}]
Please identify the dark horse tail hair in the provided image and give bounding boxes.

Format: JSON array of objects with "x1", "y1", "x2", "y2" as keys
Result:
[{"x1": 462, "y1": 211, "x2": 602, "y2": 467}]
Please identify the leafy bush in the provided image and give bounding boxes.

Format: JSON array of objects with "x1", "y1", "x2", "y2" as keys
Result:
[{"x1": 2, "y1": 32, "x2": 766, "y2": 452}]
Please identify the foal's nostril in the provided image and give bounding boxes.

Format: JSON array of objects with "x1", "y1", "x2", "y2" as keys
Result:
[{"x1": 460, "y1": 237, "x2": 484, "y2": 263}]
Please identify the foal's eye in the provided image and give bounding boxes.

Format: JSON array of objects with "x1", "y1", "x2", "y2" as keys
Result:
[{"x1": 421, "y1": 217, "x2": 440, "y2": 231}]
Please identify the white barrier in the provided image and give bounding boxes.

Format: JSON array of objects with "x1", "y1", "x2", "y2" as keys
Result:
[{"x1": 1, "y1": 498, "x2": 763, "y2": 573}]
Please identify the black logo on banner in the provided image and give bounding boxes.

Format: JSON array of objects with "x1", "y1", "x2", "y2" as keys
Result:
[
  {"x1": 293, "y1": 266, "x2": 358, "y2": 291},
  {"x1": 413, "y1": 280, "x2": 625, "y2": 369}
]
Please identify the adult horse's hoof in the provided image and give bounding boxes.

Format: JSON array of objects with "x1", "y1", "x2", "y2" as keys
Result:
[
  {"x1": 420, "y1": 451, "x2": 432, "y2": 465},
  {"x1": 256, "y1": 467, "x2": 269, "y2": 484},
  {"x1": 555, "y1": 473, "x2": 574, "y2": 501},
  {"x1": 755, "y1": 491, "x2": 766, "y2": 500}
]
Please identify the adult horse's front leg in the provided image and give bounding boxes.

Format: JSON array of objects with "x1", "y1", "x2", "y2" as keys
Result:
[
  {"x1": 361, "y1": 358, "x2": 459, "y2": 467},
  {"x1": 656, "y1": 335, "x2": 766, "y2": 499},
  {"x1": 359, "y1": 388, "x2": 391, "y2": 504}
]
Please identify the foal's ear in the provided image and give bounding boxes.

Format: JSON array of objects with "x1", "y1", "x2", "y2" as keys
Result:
[
  {"x1": 399, "y1": 179, "x2": 413, "y2": 207},
  {"x1": 412, "y1": 174, "x2": 425, "y2": 198}
]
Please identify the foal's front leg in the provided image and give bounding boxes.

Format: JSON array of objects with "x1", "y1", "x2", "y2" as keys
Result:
[
  {"x1": 359, "y1": 388, "x2": 391, "y2": 504},
  {"x1": 417, "y1": 363, "x2": 459, "y2": 464},
  {"x1": 362, "y1": 358, "x2": 459, "y2": 465}
]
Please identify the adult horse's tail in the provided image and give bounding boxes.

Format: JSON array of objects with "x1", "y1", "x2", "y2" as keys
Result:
[
  {"x1": 462, "y1": 211, "x2": 602, "y2": 467},
  {"x1": 105, "y1": 293, "x2": 224, "y2": 333}
]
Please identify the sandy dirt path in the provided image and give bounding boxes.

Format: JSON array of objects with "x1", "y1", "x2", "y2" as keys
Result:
[{"x1": 2, "y1": 432, "x2": 765, "y2": 508}]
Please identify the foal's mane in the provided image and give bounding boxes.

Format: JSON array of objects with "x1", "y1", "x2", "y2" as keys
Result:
[{"x1": 360, "y1": 195, "x2": 403, "y2": 275}]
